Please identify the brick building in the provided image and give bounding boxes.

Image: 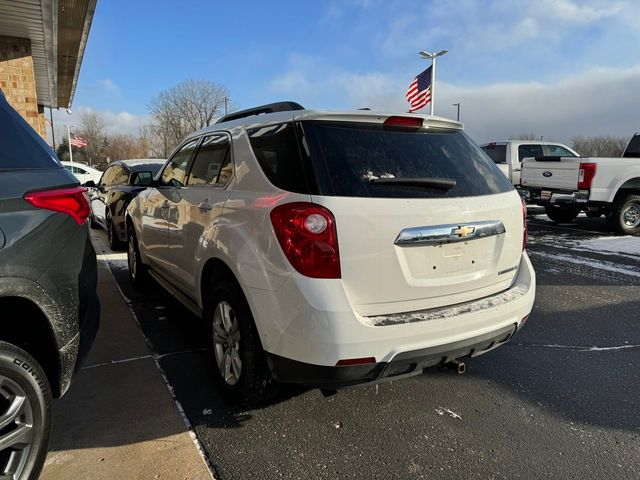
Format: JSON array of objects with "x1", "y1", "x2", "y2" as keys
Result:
[{"x1": 0, "y1": 0, "x2": 97, "y2": 138}]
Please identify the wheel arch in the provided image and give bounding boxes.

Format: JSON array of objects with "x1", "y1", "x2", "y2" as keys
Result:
[
  {"x1": 0, "y1": 297, "x2": 61, "y2": 397},
  {"x1": 610, "y1": 177, "x2": 640, "y2": 202},
  {"x1": 200, "y1": 257, "x2": 240, "y2": 310}
]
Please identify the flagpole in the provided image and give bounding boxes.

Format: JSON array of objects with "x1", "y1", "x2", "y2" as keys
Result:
[
  {"x1": 430, "y1": 56, "x2": 436, "y2": 117},
  {"x1": 419, "y1": 49, "x2": 448, "y2": 117},
  {"x1": 66, "y1": 125, "x2": 73, "y2": 162}
]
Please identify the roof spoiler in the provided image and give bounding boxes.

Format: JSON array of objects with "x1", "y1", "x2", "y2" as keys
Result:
[{"x1": 216, "y1": 101, "x2": 305, "y2": 124}]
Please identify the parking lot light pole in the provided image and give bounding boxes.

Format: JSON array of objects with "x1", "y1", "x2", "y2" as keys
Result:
[
  {"x1": 419, "y1": 49, "x2": 448, "y2": 116},
  {"x1": 452, "y1": 102, "x2": 461, "y2": 121}
]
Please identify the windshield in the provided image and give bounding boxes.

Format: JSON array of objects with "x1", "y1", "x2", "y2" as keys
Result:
[{"x1": 301, "y1": 121, "x2": 513, "y2": 198}]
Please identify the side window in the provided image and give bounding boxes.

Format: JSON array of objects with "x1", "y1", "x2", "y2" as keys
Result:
[
  {"x1": 186, "y1": 134, "x2": 232, "y2": 187},
  {"x1": 480, "y1": 144, "x2": 507, "y2": 164},
  {"x1": 100, "y1": 166, "x2": 116, "y2": 186},
  {"x1": 518, "y1": 144, "x2": 544, "y2": 162},
  {"x1": 112, "y1": 166, "x2": 129, "y2": 185},
  {"x1": 623, "y1": 134, "x2": 640, "y2": 158},
  {"x1": 216, "y1": 154, "x2": 233, "y2": 186},
  {"x1": 63, "y1": 165, "x2": 74, "y2": 173},
  {"x1": 161, "y1": 139, "x2": 199, "y2": 187},
  {"x1": 545, "y1": 145, "x2": 576, "y2": 157},
  {"x1": 248, "y1": 123, "x2": 309, "y2": 193}
]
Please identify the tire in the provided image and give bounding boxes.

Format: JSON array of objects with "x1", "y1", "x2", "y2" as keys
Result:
[
  {"x1": 206, "y1": 278, "x2": 278, "y2": 406},
  {"x1": 610, "y1": 194, "x2": 640, "y2": 235},
  {"x1": 106, "y1": 211, "x2": 124, "y2": 250},
  {"x1": 127, "y1": 227, "x2": 149, "y2": 288},
  {"x1": 545, "y1": 205, "x2": 580, "y2": 223},
  {"x1": 0, "y1": 341, "x2": 52, "y2": 480}
]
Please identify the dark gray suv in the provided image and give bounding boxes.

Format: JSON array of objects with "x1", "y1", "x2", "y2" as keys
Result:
[{"x1": 0, "y1": 91, "x2": 99, "y2": 479}]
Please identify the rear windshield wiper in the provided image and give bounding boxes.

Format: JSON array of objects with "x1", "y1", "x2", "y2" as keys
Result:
[{"x1": 369, "y1": 177, "x2": 456, "y2": 192}]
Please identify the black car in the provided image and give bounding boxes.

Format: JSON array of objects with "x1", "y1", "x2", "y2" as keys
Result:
[
  {"x1": 86, "y1": 159, "x2": 164, "y2": 249},
  {"x1": 0, "y1": 91, "x2": 99, "y2": 479}
]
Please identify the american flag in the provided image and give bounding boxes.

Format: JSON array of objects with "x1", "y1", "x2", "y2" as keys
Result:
[
  {"x1": 405, "y1": 66, "x2": 432, "y2": 113},
  {"x1": 70, "y1": 134, "x2": 88, "y2": 148}
]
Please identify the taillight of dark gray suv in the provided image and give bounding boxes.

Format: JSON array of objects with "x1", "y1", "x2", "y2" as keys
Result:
[{"x1": 0, "y1": 91, "x2": 99, "y2": 479}]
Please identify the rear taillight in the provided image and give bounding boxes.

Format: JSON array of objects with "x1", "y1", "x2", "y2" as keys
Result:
[
  {"x1": 521, "y1": 198, "x2": 528, "y2": 251},
  {"x1": 578, "y1": 162, "x2": 597, "y2": 189},
  {"x1": 270, "y1": 202, "x2": 340, "y2": 279},
  {"x1": 24, "y1": 187, "x2": 90, "y2": 225}
]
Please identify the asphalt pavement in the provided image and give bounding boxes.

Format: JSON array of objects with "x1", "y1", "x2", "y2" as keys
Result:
[{"x1": 98, "y1": 214, "x2": 639, "y2": 480}]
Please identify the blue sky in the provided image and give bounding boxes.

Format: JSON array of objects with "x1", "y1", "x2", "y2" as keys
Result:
[{"x1": 59, "y1": 0, "x2": 640, "y2": 143}]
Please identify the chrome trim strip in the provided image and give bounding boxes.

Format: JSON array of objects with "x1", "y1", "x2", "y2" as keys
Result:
[
  {"x1": 394, "y1": 220, "x2": 506, "y2": 246},
  {"x1": 364, "y1": 279, "x2": 529, "y2": 326}
]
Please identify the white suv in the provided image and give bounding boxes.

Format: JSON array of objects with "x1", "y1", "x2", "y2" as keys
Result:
[{"x1": 126, "y1": 102, "x2": 536, "y2": 404}]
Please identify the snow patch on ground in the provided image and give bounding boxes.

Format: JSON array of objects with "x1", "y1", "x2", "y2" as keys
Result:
[
  {"x1": 529, "y1": 251, "x2": 640, "y2": 278},
  {"x1": 577, "y1": 236, "x2": 640, "y2": 256},
  {"x1": 435, "y1": 407, "x2": 462, "y2": 419}
]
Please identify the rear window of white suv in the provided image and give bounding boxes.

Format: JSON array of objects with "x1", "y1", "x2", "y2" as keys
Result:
[
  {"x1": 302, "y1": 121, "x2": 512, "y2": 198},
  {"x1": 248, "y1": 121, "x2": 513, "y2": 198}
]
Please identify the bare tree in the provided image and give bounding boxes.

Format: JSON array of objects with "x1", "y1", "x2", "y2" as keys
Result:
[
  {"x1": 149, "y1": 79, "x2": 228, "y2": 153},
  {"x1": 571, "y1": 136, "x2": 627, "y2": 157},
  {"x1": 139, "y1": 123, "x2": 173, "y2": 159},
  {"x1": 105, "y1": 134, "x2": 148, "y2": 161},
  {"x1": 76, "y1": 111, "x2": 107, "y2": 166}
]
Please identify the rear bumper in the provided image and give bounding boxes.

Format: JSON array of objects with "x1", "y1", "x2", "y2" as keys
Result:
[
  {"x1": 247, "y1": 253, "x2": 535, "y2": 386},
  {"x1": 522, "y1": 187, "x2": 590, "y2": 206},
  {"x1": 266, "y1": 323, "x2": 519, "y2": 389}
]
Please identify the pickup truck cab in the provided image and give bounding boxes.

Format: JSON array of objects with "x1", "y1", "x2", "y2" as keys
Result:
[
  {"x1": 480, "y1": 141, "x2": 579, "y2": 186},
  {"x1": 520, "y1": 133, "x2": 640, "y2": 235}
]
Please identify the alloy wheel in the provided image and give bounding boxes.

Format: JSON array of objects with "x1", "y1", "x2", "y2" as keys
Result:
[
  {"x1": 212, "y1": 301, "x2": 242, "y2": 386},
  {"x1": 622, "y1": 202, "x2": 640, "y2": 228},
  {"x1": 0, "y1": 376, "x2": 34, "y2": 479}
]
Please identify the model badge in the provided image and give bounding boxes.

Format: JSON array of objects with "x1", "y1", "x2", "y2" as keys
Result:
[
  {"x1": 543, "y1": 171, "x2": 553, "y2": 177},
  {"x1": 452, "y1": 225, "x2": 475, "y2": 238}
]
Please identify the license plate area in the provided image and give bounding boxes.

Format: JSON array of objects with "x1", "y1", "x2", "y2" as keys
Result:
[{"x1": 399, "y1": 240, "x2": 491, "y2": 281}]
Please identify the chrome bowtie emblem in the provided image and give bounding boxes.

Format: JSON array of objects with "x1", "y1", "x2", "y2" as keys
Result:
[{"x1": 452, "y1": 225, "x2": 475, "y2": 237}]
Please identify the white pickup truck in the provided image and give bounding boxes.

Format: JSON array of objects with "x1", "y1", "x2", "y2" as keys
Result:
[
  {"x1": 480, "y1": 140, "x2": 579, "y2": 186},
  {"x1": 520, "y1": 133, "x2": 640, "y2": 235}
]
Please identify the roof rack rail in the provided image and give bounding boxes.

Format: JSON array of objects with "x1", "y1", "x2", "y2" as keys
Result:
[{"x1": 215, "y1": 101, "x2": 305, "y2": 124}]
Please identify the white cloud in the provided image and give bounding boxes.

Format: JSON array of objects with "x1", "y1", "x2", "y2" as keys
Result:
[
  {"x1": 537, "y1": 0, "x2": 625, "y2": 24},
  {"x1": 46, "y1": 106, "x2": 151, "y2": 145},
  {"x1": 98, "y1": 79, "x2": 121, "y2": 93},
  {"x1": 269, "y1": 63, "x2": 640, "y2": 144}
]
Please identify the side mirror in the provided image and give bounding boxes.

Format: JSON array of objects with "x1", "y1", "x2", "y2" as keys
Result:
[
  {"x1": 129, "y1": 171, "x2": 154, "y2": 187},
  {"x1": 83, "y1": 180, "x2": 96, "y2": 188}
]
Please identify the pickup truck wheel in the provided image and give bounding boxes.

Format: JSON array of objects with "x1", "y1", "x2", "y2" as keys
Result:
[
  {"x1": 544, "y1": 205, "x2": 580, "y2": 223},
  {"x1": 127, "y1": 228, "x2": 149, "y2": 288},
  {"x1": 206, "y1": 279, "x2": 278, "y2": 406},
  {"x1": 611, "y1": 194, "x2": 640, "y2": 235},
  {"x1": 0, "y1": 342, "x2": 52, "y2": 480}
]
